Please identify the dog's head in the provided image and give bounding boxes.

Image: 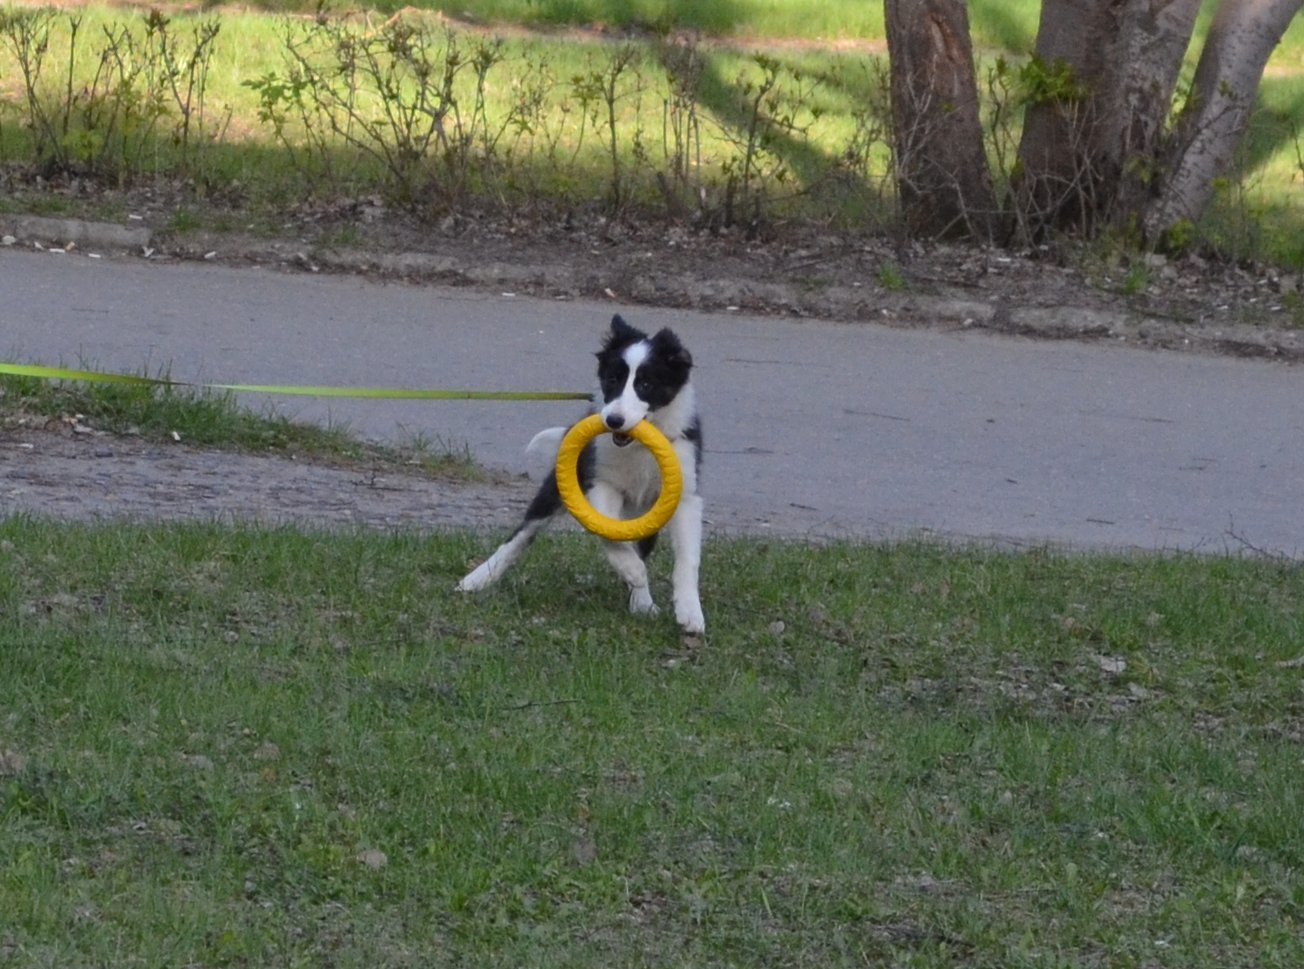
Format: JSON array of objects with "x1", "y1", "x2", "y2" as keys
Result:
[{"x1": 595, "y1": 315, "x2": 693, "y2": 444}]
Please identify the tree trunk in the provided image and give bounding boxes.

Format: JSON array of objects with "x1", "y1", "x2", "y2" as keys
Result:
[
  {"x1": 1011, "y1": 0, "x2": 1199, "y2": 240},
  {"x1": 1145, "y1": 0, "x2": 1304, "y2": 240},
  {"x1": 884, "y1": 0, "x2": 997, "y2": 241},
  {"x1": 1092, "y1": 0, "x2": 1202, "y2": 219}
]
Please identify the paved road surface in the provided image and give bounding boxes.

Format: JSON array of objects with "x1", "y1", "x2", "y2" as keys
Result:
[{"x1": 2, "y1": 248, "x2": 1301, "y2": 556}]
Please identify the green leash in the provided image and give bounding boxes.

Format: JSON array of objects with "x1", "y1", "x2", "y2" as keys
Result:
[{"x1": 0, "y1": 362, "x2": 593, "y2": 402}]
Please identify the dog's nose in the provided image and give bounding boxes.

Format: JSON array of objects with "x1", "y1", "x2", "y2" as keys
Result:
[{"x1": 605, "y1": 413, "x2": 625, "y2": 429}]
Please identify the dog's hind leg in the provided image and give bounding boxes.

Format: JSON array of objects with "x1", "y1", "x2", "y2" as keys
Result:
[
  {"x1": 456, "y1": 473, "x2": 561, "y2": 592},
  {"x1": 588, "y1": 481, "x2": 659, "y2": 616},
  {"x1": 455, "y1": 518, "x2": 547, "y2": 592},
  {"x1": 667, "y1": 493, "x2": 705, "y2": 634}
]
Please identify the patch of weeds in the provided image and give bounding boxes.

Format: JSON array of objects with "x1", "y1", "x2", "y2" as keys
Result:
[
  {"x1": 244, "y1": 17, "x2": 519, "y2": 210},
  {"x1": 0, "y1": 7, "x2": 226, "y2": 183},
  {"x1": 1283, "y1": 290, "x2": 1304, "y2": 328},
  {"x1": 316, "y1": 224, "x2": 364, "y2": 248},
  {"x1": 387, "y1": 428, "x2": 484, "y2": 481},
  {"x1": 876, "y1": 260, "x2": 906, "y2": 290},
  {"x1": 3, "y1": 193, "x2": 74, "y2": 217},
  {"x1": 1121, "y1": 261, "x2": 1150, "y2": 296},
  {"x1": 168, "y1": 207, "x2": 203, "y2": 233}
]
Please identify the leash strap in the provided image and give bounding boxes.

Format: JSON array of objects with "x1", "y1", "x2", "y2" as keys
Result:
[{"x1": 0, "y1": 362, "x2": 593, "y2": 402}]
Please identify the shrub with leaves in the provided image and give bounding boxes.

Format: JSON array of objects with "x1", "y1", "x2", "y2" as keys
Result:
[
  {"x1": 0, "y1": 7, "x2": 224, "y2": 181},
  {"x1": 244, "y1": 15, "x2": 514, "y2": 209}
]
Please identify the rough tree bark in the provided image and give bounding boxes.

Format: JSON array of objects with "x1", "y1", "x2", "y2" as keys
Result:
[
  {"x1": 1145, "y1": 0, "x2": 1304, "y2": 239},
  {"x1": 1010, "y1": 0, "x2": 1200, "y2": 239},
  {"x1": 883, "y1": 0, "x2": 1297, "y2": 248},
  {"x1": 884, "y1": 0, "x2": 996, "y2": 241},
  {"x1": 1093, "y1": 0, "x2": 1204, "y2": 218}
]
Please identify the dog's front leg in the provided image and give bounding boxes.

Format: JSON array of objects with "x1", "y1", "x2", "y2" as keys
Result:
[
  {"x1": 667, "y1": 493, "x2": 705, "y2": 634},
  {"x1": 588, "y1": 482, "x2": 658, "y2": 616}
]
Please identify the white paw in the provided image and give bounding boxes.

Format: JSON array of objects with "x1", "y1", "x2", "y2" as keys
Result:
[
  {"x1": 675, "y1": 599, "x2": 705, "y2": 635},
  {"x1": 629, "y1": 588, "x2": 660, "y2": 616},
  {"x1": 456, "y1": 564, "x2": 493, "y2": 593}
]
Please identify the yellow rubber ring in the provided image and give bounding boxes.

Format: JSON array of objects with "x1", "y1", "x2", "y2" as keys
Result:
[{"x1": 555, "y1": 413, "x2": 683, "y2": 541}]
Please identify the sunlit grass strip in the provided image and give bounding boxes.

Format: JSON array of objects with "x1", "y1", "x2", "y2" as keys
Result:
[{"x1": 0, "y1": 370, "x2": 481, "y2": 476}]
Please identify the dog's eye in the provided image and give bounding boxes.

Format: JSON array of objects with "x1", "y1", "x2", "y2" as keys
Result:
[{"x1": 634, "y1": 375, "x2": 650, "y2": 394}]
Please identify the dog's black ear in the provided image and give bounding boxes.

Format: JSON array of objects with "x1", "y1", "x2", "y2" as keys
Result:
[
  {"x1": 651, "y1": 327, "x2": 693, "y2": 370},
  {"x1": 610, "y1": 314, "x2": 641, "y2": 341},
  {"x1": 599, "y1": 314, "x2": 646, "y2": 355}
]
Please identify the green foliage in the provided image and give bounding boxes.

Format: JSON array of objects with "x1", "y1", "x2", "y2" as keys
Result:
[
  {"x1": 1015, "y1": 54, "x2": 1089, "y2": 105},
  {"x1": 243, "y1": 17, "x2": 516, "y2": 207},
  {"x1": 714, "y1": 53, "x2": 824, "y2": 227},
  {"x1": 876, "y1": 260, "x2": 906, "y2": 291},
  {"x1": 1121, "y1": 262, "x2": 1150, "y2": 295},
  {"x1": 567, "y1": 43, "x2": 641, "y2": 211},
  {"x1": 0, "y1": 6, "x2": 226, "y2": 181},
  {"x1": 1161, "y1": 217, "x2": 1198, "y2": 255},
  {"x1": 1282, "y1": 291, "x2": 1304, "y2": 329}
]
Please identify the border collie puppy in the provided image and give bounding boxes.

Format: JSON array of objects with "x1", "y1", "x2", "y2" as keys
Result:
[{"x1": 457, "y1": 315, "x2": 705, "y2": 634}]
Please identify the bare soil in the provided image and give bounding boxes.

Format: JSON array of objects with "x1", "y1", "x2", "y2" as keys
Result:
[{"x1": 1, "y1": 422, "x2": 533, "y2": 531}]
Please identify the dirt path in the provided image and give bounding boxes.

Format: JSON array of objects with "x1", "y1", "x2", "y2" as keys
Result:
[
  {"x1": 3, "y1": 427, "x2": 809, "y2": 539},
  {"x1": 2, "y1": 427, "x2": 532, "y2": 532}
]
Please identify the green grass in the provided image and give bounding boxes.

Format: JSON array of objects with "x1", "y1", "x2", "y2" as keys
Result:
[
  {"x1": 3, "y1": 521, "x2": 1304, "y2": 967},
  {"x1": 0, "y1": 372, "x2": 481, "y2": 478}
]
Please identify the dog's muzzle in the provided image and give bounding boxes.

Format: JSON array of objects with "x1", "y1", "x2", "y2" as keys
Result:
[{"x1": 604, "y1": 414, "x2": 635, "y2": 447}]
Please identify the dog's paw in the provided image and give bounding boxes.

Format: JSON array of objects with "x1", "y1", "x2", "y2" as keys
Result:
[
  {"x1": 675, "y1": 600, "x2": 706, "y2": 636},
  {"x1": 456, "y1": 564, "x2": 493, "y2": 593},
  {"x1": 628, "y1": 588, "x2": 659, "y2": 616}
]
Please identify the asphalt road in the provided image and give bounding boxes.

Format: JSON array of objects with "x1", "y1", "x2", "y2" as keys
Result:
[{"x1": 3, "y1": 247, "x2": 1301, "y2": 556}]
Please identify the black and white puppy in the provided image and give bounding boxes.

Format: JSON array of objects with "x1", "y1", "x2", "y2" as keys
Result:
[{"x1": 457, "y1": 315, "x2": 705, "y2": 634}]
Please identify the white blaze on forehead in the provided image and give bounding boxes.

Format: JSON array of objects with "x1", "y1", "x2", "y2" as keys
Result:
[
  {"x1": 600, "y1": 339, "x2": 652, "y2": 429},
  {"x1": 621, "y1": 340, "x2": 650, "y2": 373}
]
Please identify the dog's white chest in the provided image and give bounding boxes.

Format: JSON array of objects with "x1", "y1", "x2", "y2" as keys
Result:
[{"x1": 598, "y1": 439, "x2": 663, "y2": 510}]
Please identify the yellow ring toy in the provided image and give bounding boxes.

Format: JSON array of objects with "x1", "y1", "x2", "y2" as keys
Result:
[{"x1": 555, "y1": 413, "x2": 682, "y2": 541}]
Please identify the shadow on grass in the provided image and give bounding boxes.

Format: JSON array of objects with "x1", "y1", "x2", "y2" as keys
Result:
[
  {"x1": 1242, "y1": 79, "x2": 1304, "y2": 176},
  {"x1": 969, "y1": 1, "x2": 1038, "y2": 52}
]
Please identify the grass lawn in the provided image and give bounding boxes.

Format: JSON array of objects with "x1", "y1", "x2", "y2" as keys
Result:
[{"x1": 3, "y1": 519, "x2": 1303, "y2": 967}]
